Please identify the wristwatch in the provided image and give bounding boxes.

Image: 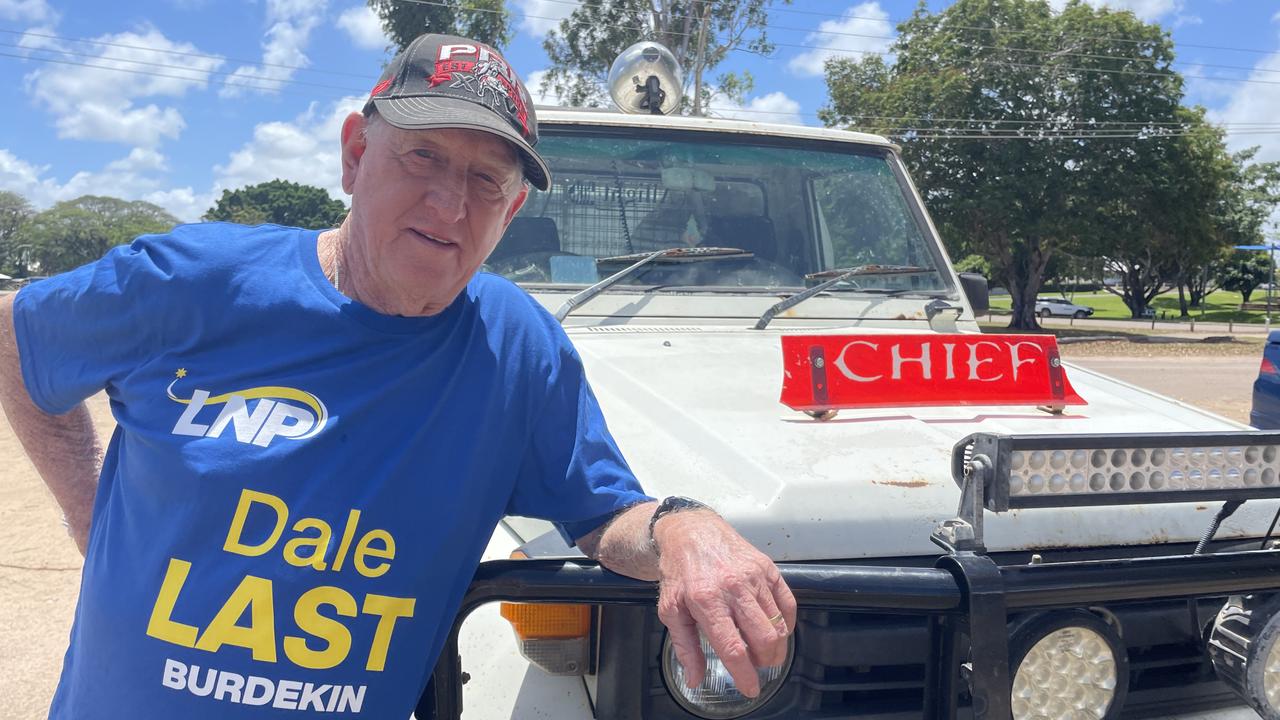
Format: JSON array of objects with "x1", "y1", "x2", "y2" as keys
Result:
[{"x1": 647, "y1": 496, "x2": 712, "y2": 547}]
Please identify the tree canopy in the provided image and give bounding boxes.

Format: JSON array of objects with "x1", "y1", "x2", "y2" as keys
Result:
[
  {"x1": 0, "y1": 191, "x2": 34, "y2": 277},
  {"x1": 367, "y1": 0, "x2": 509, "y2": 53},
  {"x1": 817, "y1": 0, "x2": 1280, "y2": 327},
  {"x1": 203, "y1": 180, "x2": 348, "y2": 229},
  {"x1": 540, "y1": 0, "x2": 786, "y2": 114},
  {"x1": 1220, "y1": 252, "x2": 1274, "y2": 304},
  {"x1": 19, "y1": 196, "x2": 178, "y2": 275}
]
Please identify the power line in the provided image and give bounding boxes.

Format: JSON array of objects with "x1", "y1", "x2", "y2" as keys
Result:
[
  {"x1": 3, "y1": 42, "x2": 372, "y2": 93},
  {"x1": 646, "y1": 0, "x2": 1280, "y2": 59},
  {"x1": 5, "y1": 5, "x2": 1279, "y2": 141},
  {"x1": 0, "y1": 51, "x2": 367, "y2": 98},
  {"x1": 6, "y1": 3, "x2": 1280, "y2": 96},
  {"x1": 8, "y1": 48, "x2": 1280, "y2": 142},
  {"x1": 459, "y1": 0, "x2": 1280, "y2": 66},
  {"x1": 0, "y1": 28, "x2": 372, "y2": 80},
  {"x1": 7, "y1": 47, "x2": 1277, "y2": 140},
  {"x1": 757, "y1": 39, "x2": 1280, "y2": 88},
  {"x1": 377, "y1": 0, "x2": 1280, "y2": 88}
]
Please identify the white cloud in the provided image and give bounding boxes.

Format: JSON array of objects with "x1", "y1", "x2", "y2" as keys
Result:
[
  {"x1": 143, "y1": 187, "x2": 211, "y2": 222},
  {"x1": 710, "y1": 91, "x2": 805, "y2": 126},
  {"x1": 787, "y1": 2, "x2": 893, "y2": 77},
  {"x1": 1211, "y1": 34, "x2": 1280, "y2": 234},
  {"x1": 512, "y1": 0, "x2": 579, "y2": 38},
  {"x1": 335, "y1": 5, "x2": 388, "y2": 51},
  {"x1": 222, "y1": 0, "x2": 328, "y2": 97},
  {"x1": 1047, "y1": 0, "x2": 1182, "y2": 22},
  {"x1": 0, "y1": 149, "x2": 47, "y2": 192},
  {"x1": 0, "y1": 0, "x2": 56, "y2": 23},
  {"x1": 21, "y1": 27, "x2": 224, "y2": 147},
  {"x1": 212, "y1": 95, "x2": 363, "y2": 204},
  {"x1": 0, "y1": 146, "x2": 208, "y2": 221},
  {"x1": 524, "y1": 69, "x2": 568, "y2": 106}
]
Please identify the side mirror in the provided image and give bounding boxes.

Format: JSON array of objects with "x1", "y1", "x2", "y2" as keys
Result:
[{"x1": 958, "y1": 272, "x2": 989, "y2": 315}]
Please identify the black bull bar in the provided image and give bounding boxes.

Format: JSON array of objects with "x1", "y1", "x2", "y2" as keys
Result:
[{"x1": 426, "y1": 550, "x2": 1280, "y2": 719}]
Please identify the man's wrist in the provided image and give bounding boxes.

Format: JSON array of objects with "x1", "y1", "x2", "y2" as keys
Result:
[{"x1": 648, "y1": 496, "x2": 713, "y2": 552}]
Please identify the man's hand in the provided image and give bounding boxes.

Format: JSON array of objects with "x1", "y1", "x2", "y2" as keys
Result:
[
  {"x1": 652, "y1": 511, "x2": 795, "y2": 697},
  {"x1": 577, "y1": 502, "x2": 796, "y2": 698}
]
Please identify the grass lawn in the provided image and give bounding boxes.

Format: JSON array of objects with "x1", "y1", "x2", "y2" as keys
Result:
[{"x1": 989, "y1": 289, "x2": 1280, "y2": 323}]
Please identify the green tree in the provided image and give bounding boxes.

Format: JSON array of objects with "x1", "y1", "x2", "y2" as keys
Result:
[
  {"x1": 821, "y1": 0, "x2": 1183, "y2": 329},
  {"x1": 203, "y1": 180, "x2": 348, "y2": 229},
  {"x1": 954, "y1": 253, "x2": 991, "y2": 277},
  {"x1": 368, "y1": 0, "x2": 509, "y2": 53},
  {"x1": 1219, "y1": 252, "x2": 1274, "y2": 304},
  {"x1": 1084, "y1": 107, "x2": 1229, "y2": 319},
  {"x1": 18, "y1": 196, "x2": 178, "y2": 275},
  {"x1": 1166, "y1": 144, "x2": 1280, "y2": 316},
  {"x1": 541, "y1": 0, "x2": 787, "y2": 114},
  {"x1": 0, "y1": 191, "x2": 34, "y2": 277}
]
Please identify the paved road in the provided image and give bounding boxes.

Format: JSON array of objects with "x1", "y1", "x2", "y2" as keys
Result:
[{"x1": 1069, "y1": 356, "x2": 1257, "y2": 424}]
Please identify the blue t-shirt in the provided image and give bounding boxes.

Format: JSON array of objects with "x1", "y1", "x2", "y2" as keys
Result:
[{"x1": 15, "y1": 223, "x2": 651, "y2": 719}]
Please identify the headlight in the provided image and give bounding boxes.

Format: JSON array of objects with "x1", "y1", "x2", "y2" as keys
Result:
[
  {"x1": 661, "y1": 631, "x2": 793, "y2": 719},
  {"x1": 1009, "y1": 610, "x2": 1128, "y2": 720},
  {"x1": 1209, "y1": 594, "x2": 1280, "y2": 720}
]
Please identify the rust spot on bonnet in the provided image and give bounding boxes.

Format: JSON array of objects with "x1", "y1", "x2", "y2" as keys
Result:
[
  {"x1": 1195, "y1": 505, "x2": 1208, "y2": 511},
  {"x1": 875, "y1": 479, "x2": 930, "y2": 488}
]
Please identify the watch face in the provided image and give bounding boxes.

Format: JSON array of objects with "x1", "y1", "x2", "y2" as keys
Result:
[{"x1": 661, "y1": 497, "x2": 706, "y2": 514}]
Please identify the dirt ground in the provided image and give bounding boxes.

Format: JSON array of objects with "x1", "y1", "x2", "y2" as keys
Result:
[
  {"x1": 0, "y1": 342, "x2": 1265, "y2": 719},
  {"x1": 0, "y1": 394, "x2": 110, "y2": 718}
]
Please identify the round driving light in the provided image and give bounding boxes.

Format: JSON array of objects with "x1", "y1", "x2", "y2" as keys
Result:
[
  {"x1": 661, "y1": 631, "x2": 793, "y2": 719},
  {"x1": 1009, "y1": 611, "x2": 1128, "y2": 720},
  {"x1": 1209, "y1": 594, "x2": 1280, "y2": 720}
]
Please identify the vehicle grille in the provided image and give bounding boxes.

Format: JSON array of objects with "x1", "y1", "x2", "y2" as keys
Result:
[{"x1": 605, "y1": 602, "x2": 1246, "y2": 719}]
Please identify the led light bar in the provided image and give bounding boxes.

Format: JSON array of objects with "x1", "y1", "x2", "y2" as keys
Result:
[{"x1": 954, "y1": 431, "x2": 1280, "y2": 511}]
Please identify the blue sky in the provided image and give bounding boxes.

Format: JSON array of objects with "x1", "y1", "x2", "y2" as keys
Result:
[{"x1": 2, "y1": 0, "x2": 1278, "y2": 222}]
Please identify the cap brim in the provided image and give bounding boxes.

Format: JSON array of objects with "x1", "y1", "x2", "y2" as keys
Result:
[{"x1": 372, "y1": 95, "x2": 551, "y2": 191}]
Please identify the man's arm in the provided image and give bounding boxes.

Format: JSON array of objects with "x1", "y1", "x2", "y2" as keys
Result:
[
  {"x1": 0, "y1": 293, "x2": 102, "y2": 555},
  {"x1": 576, "y1": 501, "x2": 797, "y2": 698}
]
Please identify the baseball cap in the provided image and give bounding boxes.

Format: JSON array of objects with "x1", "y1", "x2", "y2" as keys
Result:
[{"x1": 363, "y1": 33, "x2": 551, "y2": 191}]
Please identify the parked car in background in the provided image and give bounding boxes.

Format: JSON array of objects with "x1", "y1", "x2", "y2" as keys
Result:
[
  {"x1": 1034, "y1": 296, "x2": 1095, "y2": 318},
  {"x1": 1251, "y1": 329, "x2": 1280, "y2": 428}
]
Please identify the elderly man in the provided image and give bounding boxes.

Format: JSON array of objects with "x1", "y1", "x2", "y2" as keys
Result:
[{"x1": 0, "y1": 33, "x2": 794, "y2": 719}]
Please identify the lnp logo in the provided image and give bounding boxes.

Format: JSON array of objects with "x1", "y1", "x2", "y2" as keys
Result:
[{"x1": 167, "y1": 369, "x2": 328, "y2": 447}]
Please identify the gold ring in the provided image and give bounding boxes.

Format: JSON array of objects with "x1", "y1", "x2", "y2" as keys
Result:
[{"x1": 767, "y1": 612, "x2": 785, "y2": 625}]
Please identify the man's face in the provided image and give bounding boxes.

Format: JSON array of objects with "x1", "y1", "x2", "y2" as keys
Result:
[{"x1": 340, "y1": 113, "x2": 529, "y2": 316}]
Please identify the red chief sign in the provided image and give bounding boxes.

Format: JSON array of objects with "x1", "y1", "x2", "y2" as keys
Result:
[{"x1": 780, "y1": 334, "x2": 1086, "y2": 411}]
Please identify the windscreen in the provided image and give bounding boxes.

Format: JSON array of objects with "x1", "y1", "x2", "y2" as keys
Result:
[{"x1": 484, "y1": 129, "x2": 950, "y2": 294}]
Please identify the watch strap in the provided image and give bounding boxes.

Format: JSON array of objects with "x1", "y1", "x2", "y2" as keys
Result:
[{"x1": 647, "y1": 496, "x2": 711, "y2": 547}]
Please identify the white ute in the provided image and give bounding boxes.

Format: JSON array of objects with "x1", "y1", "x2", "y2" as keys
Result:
[{"x1": 440, "y1": 45, "x2": 1272, "y2": 720}]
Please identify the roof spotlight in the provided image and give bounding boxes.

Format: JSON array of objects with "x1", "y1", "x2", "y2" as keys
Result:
[
  {"x1": 607, "y1": 41, "x2": 683, "y2": 115},
  {"x1": 1209, "y1": 594, "x2": 1280, "y2": 719},
  {"x1": 1009, "y1": 610, "x2": 1128, "y2": 720}
]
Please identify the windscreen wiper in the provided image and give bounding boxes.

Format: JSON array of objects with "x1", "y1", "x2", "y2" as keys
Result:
[
  {"x1": 752, "y1": 264, "x2": 929, "y2": 330},
  {"x1": 554, "y1": 246, "x2": 752, "y2": 322}
]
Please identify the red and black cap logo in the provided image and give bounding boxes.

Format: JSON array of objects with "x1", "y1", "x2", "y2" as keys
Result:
[{"x1": 364, "y1": 34, "x2": 549, "y2": 191}]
